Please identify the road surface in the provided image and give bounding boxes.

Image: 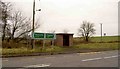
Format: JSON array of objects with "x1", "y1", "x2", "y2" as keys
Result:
[{"x1": 2, "y1": 50, "x2": 119, "y2": 68}]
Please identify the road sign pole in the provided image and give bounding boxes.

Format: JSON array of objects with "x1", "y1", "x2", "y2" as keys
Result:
[
  {"x1": 32, "y1": 32, "x2": 56, "y2": 49},
  {"x1": 52, "y1": 39, "x2": 54, "y2": 46},
  {"x1": 31, "y1": 0, "x2": 35, "y2": 49},
  {"x1": 43, "y1": 40, "x2": 45, "y2": 49},
  {"x1": 43, "y1": 33, "x2": 46, "y2": 49}
]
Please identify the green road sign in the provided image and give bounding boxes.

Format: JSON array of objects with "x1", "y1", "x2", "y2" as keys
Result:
[
  {"x1": 32, "y1": 32, "x2": 56, "y2": 39},
  {"x1": 46, "y1": 33, "x2": 55, "y2": 39},
  {"x1": 33, "y1": 33, "x2": 44, "y2": 39}
]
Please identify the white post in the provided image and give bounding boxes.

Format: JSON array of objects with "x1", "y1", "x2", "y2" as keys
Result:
[{"x1": 100, "y1": 23, "x2": 102, "y2": 42}]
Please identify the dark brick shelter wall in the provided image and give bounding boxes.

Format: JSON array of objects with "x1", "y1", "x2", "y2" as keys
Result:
[
  {"x1": 69, "y1": 35, "x2": 73, "y2": 46},
  {"x1": 54, "y1": 33, "x2": 73, "y2": 46},
  {"x1": 55, "y1": 34, "x2": 63, "y2": 46}
]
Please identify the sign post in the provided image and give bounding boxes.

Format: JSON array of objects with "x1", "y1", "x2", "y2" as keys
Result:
[{"x1": 32, "y1": 32, "x2": 56, "y2": 48}]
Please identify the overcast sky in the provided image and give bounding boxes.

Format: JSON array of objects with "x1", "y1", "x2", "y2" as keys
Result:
[{"x1": 4, "y1": 0, "x2": 119, "y2": 37}]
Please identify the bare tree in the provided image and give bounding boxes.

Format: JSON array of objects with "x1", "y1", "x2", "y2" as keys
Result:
[
  {"x1": 8, "y1": 11, "x2": 40, "y2": 42},
  {"x1": 0, "y1": 0, "x2": 2, "y2": 19},
  {"x1": 78, "y1": 21, "x2": 96, "y2": 42},
  {"x1": 9, "y1": 11, "x2": 26, "y2": 40},
  {"x1": 1, "y1": 1, "x2": 41, "y2": 43},
  {"x1": 0, "y1": 1, "x2": 12, "y2": 41},
  {"x1": 0, "y1": 0, "x2": 3, "y2": 20}
]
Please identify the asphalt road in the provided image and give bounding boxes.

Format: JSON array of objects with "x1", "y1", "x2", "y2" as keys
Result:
[{"x1": 2, "y1": 50, "x2": 119, "y2": 68}]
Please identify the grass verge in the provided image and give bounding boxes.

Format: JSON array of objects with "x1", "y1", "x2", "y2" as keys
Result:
[
  {"x1": 2, "y1": 42, "x2": 119, "y2": 57},
  {"x1": 2, "y1": 46, "x2": 64, "y2": 56}
]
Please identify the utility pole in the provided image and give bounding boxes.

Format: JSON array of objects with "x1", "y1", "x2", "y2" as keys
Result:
[
  {"x1": 31, "y1": 0, "x2": 35, "y2": 49},
  {"x1": 100, "y1": 23, "x2": 102, "y2": 42},
  {"x1": 31, "y1": 0, "x2": 41, "y2": 49}
]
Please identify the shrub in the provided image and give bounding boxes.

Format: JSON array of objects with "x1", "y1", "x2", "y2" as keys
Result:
[{"x1": 2, "y1": 41, "x2": 27, "y2": 48}]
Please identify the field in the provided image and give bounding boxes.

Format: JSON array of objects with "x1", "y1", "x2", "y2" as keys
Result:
[
  {"x1": 2, "y1": 36, "x2": 120, "y2": 57},
  {"x1": 74, "y1": 36, "x2": 119, "y2": 44},
  {"x1": 91, "y1": 36, "x2": 119, "y2": 42}
]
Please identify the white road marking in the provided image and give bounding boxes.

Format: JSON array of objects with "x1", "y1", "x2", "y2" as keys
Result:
[
  {"x1": 82, "y1": 55, "x2": 118, "y2": 62},
  {"x1": 77, "y1": 52, "x2": 101, "y2": 55},
  {"x1": 111, "y1": 56, "x2": 118, "y2": 58},
  {"x1": 104, "y1": 56, "x2": 113, "y2": 59},
  {"x1": 24, "y1": 64, "x2": 50, "y2": 68},
  {"x1": 104, "y1": 55, "x2": 118, "y2": 59},
  {"x1": 82, "y1": 58, "x2": 102, "y2": 62},
  {"x1": 16, "y1": 68, "x2": 25, "y2": 69}
]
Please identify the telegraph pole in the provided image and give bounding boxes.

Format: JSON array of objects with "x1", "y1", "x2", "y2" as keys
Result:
[
  {"x1": 100, "y1": 23, "x2": 102, "y2": 42},
  {"x1": 31, "y1": 0, "x2": 41, "y2": 49},
  {"x1": 31, "y1": 0, "x2": 35, "y2": 49}
]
